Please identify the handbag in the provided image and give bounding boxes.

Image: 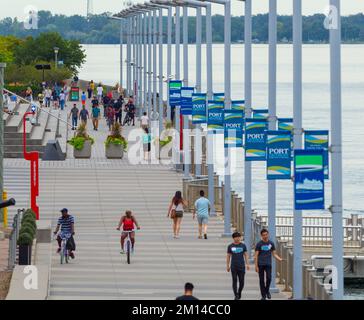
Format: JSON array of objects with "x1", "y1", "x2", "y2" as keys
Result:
[{"x1": 170, "y1": 209, "x2": 176, "y2": 219}]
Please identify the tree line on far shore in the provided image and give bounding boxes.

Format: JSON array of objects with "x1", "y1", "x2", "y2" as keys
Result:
[{"x1": 0, "y1": 11, "x2": 364, "y2": 44}]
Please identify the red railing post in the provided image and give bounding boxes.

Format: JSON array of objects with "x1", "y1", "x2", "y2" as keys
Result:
[{"x1": 23, "y1": 111, "x2": 40, "y2": 220}]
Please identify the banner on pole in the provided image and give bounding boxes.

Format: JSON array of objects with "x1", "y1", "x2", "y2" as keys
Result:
[
  {"x1": 180, "y1": 87, "x2": 194, "y2": 115},
  {"x1": 213, "y1": 93, "x2": 225, "y2": 102},
  {"x1": 266, "y1": 131, "x2": 292, "y2": 180},
  {"x1": 169, "y1": 80, "x2": 182, "y2": 107},
  {"x1": 192, "y1": 93, "x2": 207, "y2": 124},
  {"x1": 278, "y1": 118, "x2": 293, "y2": 132},
  {"x1": 245, "y1": 118, "x2": 268, "y2": 161},
  {"x1": 207, "y1": 101, "x2": 224, "y2": 132},
  {"x1": 304, "y1": 130, "x2": 329, "y2": 179},
  {"x1": 294, "y1": 149, "x2": 325, "y2": 210},
  {"x1": 224, "y1": 109, "x2": 244, "y2": 148},
  {"x1": 253, "y1": 108, "x2": 269, "y2": 119}
]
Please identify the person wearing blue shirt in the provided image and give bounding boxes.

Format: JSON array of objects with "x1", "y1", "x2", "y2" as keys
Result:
[
  {"x1": 193, "y1": 190, "x2": 211, "y2": 239},
  {"x1": 254, "y1": 228, "x2": 282, "y2": 300}
]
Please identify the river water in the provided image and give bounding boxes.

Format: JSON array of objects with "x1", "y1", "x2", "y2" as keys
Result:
[{"x1": 79, "y1": 44, "x2": 364, "y2": 218}]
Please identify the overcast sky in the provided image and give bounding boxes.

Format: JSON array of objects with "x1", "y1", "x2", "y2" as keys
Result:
[{"x1": 0, "y1": 0, "x2": 363, "y2": 19}]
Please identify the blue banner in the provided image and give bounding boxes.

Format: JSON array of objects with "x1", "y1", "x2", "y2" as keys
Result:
[
  {"x1": 253, "y1": 109, "x2": 269, "y2": 119},
  {"x1": 169, "y1": 80, "x2": 182, "y2": 107},
  {"x1": 207, "y1": 101, "x2": 224, "y2": 132},
  {"x1": 294, "y1": 149, "x2": 325, "y2": 210},
  {"x1": 224, "y1": 109, "x2": 244, "y2": 148},
  {"x1": 213, "y1": 93, "x2": 225, "y2": 102},
  {"x1": 278, "y1": 118, "x2": 293, "y2": 132},
  {"x1": 304, "y1": 130, "x2": 329, "y2": 179},
  {"x1": 245, "y1": 118, "x2": 268, "y2": 161},
  {"x1": 192, "y1": 93, "x2": 207, "y2": 124},
  {"x1": 266, "y1": 131, "x2": 292, "y2": 180},
  {"x1": 180, "y1": 87, "x2": 194, "y2": 115}
]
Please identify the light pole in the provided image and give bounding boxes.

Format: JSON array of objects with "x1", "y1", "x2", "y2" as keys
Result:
[
  {"x1": 243, "y1": 0, "x2": 253, "y2": 258},
  {"x1": 0, "y1": 63, "x2": 6, "y2": 217},
  {"x1": 201, "y1": 0, "x2": 232, "y2": 236},
  {"x1": 110, "y1": 16, "x2": 124, "y2": 92},
  {"x1": 54, "y1": 47, "x2": 59, "y2": 69},
  {"x1": 292, "y1": 0, "x2": 303, "y2": 299},
  {"x1": 330, "y1": 0, "x2": 344, "y2": 300}
]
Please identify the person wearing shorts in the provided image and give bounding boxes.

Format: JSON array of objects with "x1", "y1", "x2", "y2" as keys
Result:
[
  {"x1": 193, "y1": 190, "x2": 211, "y2": 239},
  {"x1": 167, "y1": 191, "x2": 187, "y2": 239}
]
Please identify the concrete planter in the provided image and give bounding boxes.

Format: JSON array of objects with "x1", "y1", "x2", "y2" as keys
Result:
[
  {"x1": 105, "y1": 143, "x2": 124, "y2": 159},
  {"x1": 73, "y1": 140, "x2": 92, "y2": 159}
]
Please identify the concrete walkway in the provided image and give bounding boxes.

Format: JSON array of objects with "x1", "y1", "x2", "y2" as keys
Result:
[{"x1": 3, "y1": 102, "x2": 287, "y2": 300}]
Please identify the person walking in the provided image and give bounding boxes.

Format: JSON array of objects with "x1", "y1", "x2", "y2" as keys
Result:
[
  {"x1": 142, "y1": 127, "x2": 151, "y2": 162},
  {"x1": 140, "y1": 112, "x2": 149, "y2": 130},
  {"x1": 37, "y1": 91, "x2": 44, "y2": 108},
  {"x1": 167, "y1": 191, "x2": 187, "y2": 239},
  {"x1": 59, "y1": 90, "x2": 66, "y2": 111},
  {"x1": 227, "y1": 232, "x2": 250, "y2": 300},
  {"x1": 254, "y1": 228, "x2": 282, "y2": 300},
  {"x1": 106, "y1": 104, "x2": 115, "y2": 131},
  {"x1": 79, "y1": 105, "x2": 89, "y2": 125},
  {"x1": 25, "y1": 87, "x2": 33, "y2": 102},
  {"x1": 91, "y1": 105, "x2": 101, "y2": 131},
  {"x1": 113, "y1": 99, "x2": 122, "y2": 124},
  {"x1": 68, "y1": 103, "x2": 79, "y2": 130},
  {"x1": 87, "y1": 82, "x2": 93, "y2": 99},
  {"x1": 193, "y1": 190, "x2": 211, "y2": 239},
  {"x1": 97, "y1": 83, "x2": 103, "y2": 102},
  {"x1": 45, "y1": 87, "x2": 52, "y2": 108},
  {"x1": 176, "y1": 283, "x2": 199, "y2": 301},
  {"x1": 81, "y1": 91, "x2": 87, "y2": 107},
  {"x1": 90, "y1": 80, "x2": 95, "y2": 94}
]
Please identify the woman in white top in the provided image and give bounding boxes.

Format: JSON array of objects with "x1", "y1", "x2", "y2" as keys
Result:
[
  {"x1": 167, "y1": 191, "x2": 188, "y2": 239},
  {"x1": 140, "y1": 111, "x2": 149, "y2": 130}
]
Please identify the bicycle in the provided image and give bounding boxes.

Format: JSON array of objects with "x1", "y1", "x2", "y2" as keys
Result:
[
  {"x1": 56, "y1": 233, "x2": 72, "y2": 264},
  {"x1": 120, "y1": 229, "x2": 136, "y2": 264},
  {"x1": 123, "y1": 112, "x2": 133, "y2": 126}
]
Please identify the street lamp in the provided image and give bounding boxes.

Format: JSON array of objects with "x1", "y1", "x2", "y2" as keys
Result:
[{"x1": 53, "y1": 47, "x2": 59, "y2": 69}]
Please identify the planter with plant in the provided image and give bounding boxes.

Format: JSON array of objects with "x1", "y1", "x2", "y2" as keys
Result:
[
  {"x1": 68, "y1": 123, "x2": 94, "y2": 159},
  {"x1": 105, "y1": 122, "x2": 128, "y2": 159},
  {"x1": 17, "y1": 209, "x2": 37, "y2": 265}
]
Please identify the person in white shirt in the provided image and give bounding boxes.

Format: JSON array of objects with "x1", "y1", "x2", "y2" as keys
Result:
[
  {"x1": 45, "y1": 88, "x2": 52, "y2": 108},
  {"x1": 59, "y1": 91, "x2": 66, "y2": 111},
  {"x1": 140, "y1": 112, "x2": 149, "y2": 130},
  {"x1": 96, "y1": 84, "x2": 103, "y2": 102}
]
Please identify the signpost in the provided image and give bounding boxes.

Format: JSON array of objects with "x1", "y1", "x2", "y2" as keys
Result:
[
  {"x1": 266, "y1": 130, "x2": 292, "y2": 180},
  {"x1": 70, "y1": 87, "x2": 80, "y2": 102},
  {"x1": 294, "y1": 149, "x2": 325, "y2": 210}
]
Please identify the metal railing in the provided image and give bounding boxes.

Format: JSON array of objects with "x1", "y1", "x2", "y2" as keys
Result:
[{"x1": 7, "y1": 209, "x2": 24, "y2": 270}]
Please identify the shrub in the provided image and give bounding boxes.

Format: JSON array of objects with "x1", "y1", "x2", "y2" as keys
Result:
[
  {"x1": 17, "y1": 232, "x2": 34, "y2": 246},
  {"x1": 105, "y1": 123, "x2": 128, "y2": 151},
  {"x1": 68, "y1": 122, "x2": 94, "y2": 150},
  {"x1": 20, "y1": 224, "x2": 36, "y2": 238},
  {"x1": 22, "y1": 209, "x2": 36, "y2": 222}
]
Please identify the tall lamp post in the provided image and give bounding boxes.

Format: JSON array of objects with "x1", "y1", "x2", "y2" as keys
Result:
[
  {"x1": 0, "y1": 63, "x2": 6, "y2": 217},
  {"x1": 54, "y1": 47, "x2": 59, "y2": 69},
  {"x1": 201, "y1": 0, "x2": 232, "y2": 236}
]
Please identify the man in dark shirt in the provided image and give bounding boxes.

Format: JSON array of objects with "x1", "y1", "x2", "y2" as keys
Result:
[
  {"x1": 68, "y1": 104, "x2": 79, "y2": 130},
  {"x1": 113, "y1": 99, "x2": 122, "y2": 124},
  {"x1": 79, "y1": 105, "x2": 89, "y2": 125},
  {"x1": 176, "y1": 283, "x2": 199, "y2": 301},
  {"x1": 254, "y1": 228, "x2": 282, "y2": 300},
  {"x1": 227, "y1": 232, "x2": 250, "y2": 300}
]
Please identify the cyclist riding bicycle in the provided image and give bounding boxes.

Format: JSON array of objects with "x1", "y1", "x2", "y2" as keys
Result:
[
  {"x1": 123, "y1": 96, "x2": 136, "y2": 126},
  {"x1": 53, "y1": 208, "x2": 76, "y2": 259},
  {"x1": 116, "y1": 210, "x2": 140, "y2": 254}
]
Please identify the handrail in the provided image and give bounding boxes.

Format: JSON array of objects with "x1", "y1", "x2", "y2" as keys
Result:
[{"x1": 4, "y1": 88, "x2": 73, "y2": 129}]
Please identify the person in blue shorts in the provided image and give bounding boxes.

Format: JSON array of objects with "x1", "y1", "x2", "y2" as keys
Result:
[{"x1": 193, "y1": 190, "x2": 211, "y2": 239}]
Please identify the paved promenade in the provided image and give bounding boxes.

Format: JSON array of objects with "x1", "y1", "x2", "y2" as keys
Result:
[{"x1": 3, "y1": 104, "x2": 287, "y2": 300}]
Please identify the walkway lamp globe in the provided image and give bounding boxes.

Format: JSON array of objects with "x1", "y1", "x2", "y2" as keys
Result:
[{"x1": 54, "y1": 47, "x2": 59, "y2": 69}]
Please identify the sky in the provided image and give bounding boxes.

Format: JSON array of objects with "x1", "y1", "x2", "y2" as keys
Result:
[{"x1": 0, "y1": 0, "x2": 363, "y2": 19}]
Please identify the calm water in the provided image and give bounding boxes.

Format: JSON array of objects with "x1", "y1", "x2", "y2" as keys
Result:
[{"x1": 79, "y1": 44, "x2": 364, "y2": 217}]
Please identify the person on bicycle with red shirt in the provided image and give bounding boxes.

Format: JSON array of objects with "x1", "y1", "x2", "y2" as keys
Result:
[{"x1": 116, "y1": 210, "x2": 140, "y2": 254}]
